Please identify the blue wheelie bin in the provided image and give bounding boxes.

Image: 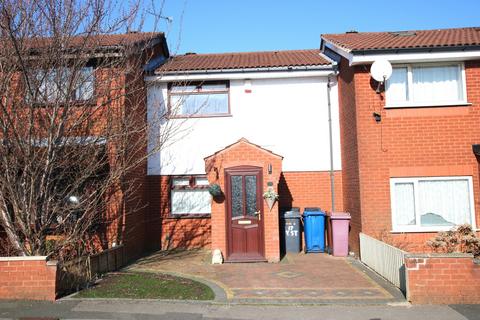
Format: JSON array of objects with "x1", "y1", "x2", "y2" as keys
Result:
[{"x1": 303, "y1": 207, "x2": 326, "y2": 253}]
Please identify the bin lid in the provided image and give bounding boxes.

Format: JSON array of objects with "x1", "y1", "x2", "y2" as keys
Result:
[
  {"x1": 329, "y1": 212, "x2": 351, "y2": 219},
  {"x1": 282, "y1": 207, "x2": 301, "y2": 218},
  {"x1": 283, "y1": 211, "x2": 302, "y2": 218},
  {"x1": 303, "y1": 210, "x2": 325, "y2": 217}
]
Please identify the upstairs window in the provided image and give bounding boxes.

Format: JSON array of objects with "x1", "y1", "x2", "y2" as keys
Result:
[
  {"x1": 168, "y1": 82, "x2": 229, "y2": 117},
  {"x1": 390, "y1": 176, "x2": 475, "y2": 232},
  {"x1": 386, "y1": 63, "x2": 466, "y2": 107},
  {"x1": 32, "y1": 67, "x2": 94, "y2": 103}
]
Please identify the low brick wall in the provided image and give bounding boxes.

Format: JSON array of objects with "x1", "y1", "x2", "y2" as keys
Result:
[
  {"x1": 405, "y1": 253, "x2": 480, "y2": 304},
  {"x1": 0, "y1": 256, "x2": 57, "y2": 301},
  {"x1": 0, "y1": 245, "x2": 126, "y2": 301}
]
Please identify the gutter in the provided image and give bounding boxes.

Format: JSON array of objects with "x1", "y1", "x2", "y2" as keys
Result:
[
  {"x1": 326, "y1": 71, "x2": 338, "y2": 212},
  {"x1": 155, "y1": 64, "x2": 334, "y2": 76},
  {"x1": 146, "y1": 68, "x2": 336, "y2": 82}
]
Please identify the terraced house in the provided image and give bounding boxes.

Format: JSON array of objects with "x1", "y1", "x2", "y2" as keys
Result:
[
  {"x1": 1, "y1": 26, "x2": 479, "y2": 265},
  {"x1": 144, "y1": 26, "x2": 480, "y2": 261}
]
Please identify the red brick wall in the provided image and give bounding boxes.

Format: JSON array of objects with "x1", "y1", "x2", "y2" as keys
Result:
[
  {"x1": 145, "y1": 170, "x2": 342, "y2": 254},
  {"x1": 405, "y1": 254, "x2": 480, "y2": 304},
  {"x1": 145, "y1": 176, "x2": 211, "y2": 251},
  {"x1": 0, "y1": 258, "x2": 57, "y2": 301},
  {"x1": 337, "y1": 57, "x2": 362, "y2": 253},
  {"x1": 279, "y1": 171, "x2": 343, "y2": 212},
  {"x1": 338, "y1": 57, "x2": 480, "y2": 253}
]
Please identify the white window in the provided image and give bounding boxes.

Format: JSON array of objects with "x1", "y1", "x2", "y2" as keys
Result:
[
  {"x1": 33, "y1": 67, "x2": 94, "y2": 103},
  {"x1": 171, "y1": 176, "x2": 211, "y2": 215},
  {"x1": 386, "y1": 63, "x2": 467, "y2": 107},
  {"x1": 169, "y1": 82, "x2": 229, "y2": 117},
  {"x1": 390, "y1": 176, "x2": 476, "y2": 232}
]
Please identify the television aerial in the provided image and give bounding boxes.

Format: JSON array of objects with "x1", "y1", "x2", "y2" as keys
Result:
[{"x1": 370, "y1": 59, "x2": 392, "y2": 93}]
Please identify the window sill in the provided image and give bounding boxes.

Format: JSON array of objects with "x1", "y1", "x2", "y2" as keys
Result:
[
  {"x1": 390, "y1": 227, "x2": 462, "y2": 233},
  {"x1": 384, "y1": 101, "x2": 472, "y2": 109},
  {"x1": 32, "y1": 101, "x2": 96, "y2": 108},
  {"x1": 169, "y1": 114, "x2": 232, "y2": 119},
  {"x1": 167, "y1": 214, "x2": 211, "y2": 219}
]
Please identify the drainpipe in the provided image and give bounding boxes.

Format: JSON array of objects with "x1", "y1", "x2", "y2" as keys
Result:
[{"x1": 326, "y1": 71, "x2": 338, "y2": 212}]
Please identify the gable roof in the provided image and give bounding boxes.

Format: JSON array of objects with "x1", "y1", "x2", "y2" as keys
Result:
[
  {"x1": 322, "y1": 27, "x2": 480, "y2": 52},
  {"x1": 156, "y1": 49, "x2": 331, "y2": 73},
  {"x1": 204, "y1": 138, "x2": 283, "y2": 161}
]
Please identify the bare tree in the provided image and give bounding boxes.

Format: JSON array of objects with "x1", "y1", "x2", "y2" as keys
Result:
[{"x1": 0, "y1": 0, "x2": 181, "y2": 260}]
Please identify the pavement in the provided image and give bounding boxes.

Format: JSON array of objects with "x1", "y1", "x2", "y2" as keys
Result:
[
  {"x1": 123, "y1": 249, "x2": 405, "y2": 304},
  {"x1": 1, "y1": 250, "x2": 478, "y2": 319},
  {"x1": 0, "y1": 299, "x2": 479, "y2": 319}
]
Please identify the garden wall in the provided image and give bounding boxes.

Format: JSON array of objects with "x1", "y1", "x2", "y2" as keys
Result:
[
  {"x1": 0, "y1": 256, "x2": 57, "y2": 301},
  {"x1": 0, "y1": 245, "x2": 126, "y2": 301},
  {"x1": 405, "y1": 253, "x2": 480, "y2": 304}
]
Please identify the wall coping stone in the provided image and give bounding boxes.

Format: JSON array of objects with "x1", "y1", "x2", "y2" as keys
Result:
[
  {"x1": 0, "y1": 255, "x2": 47, "y2": 261},
  {"x1": 405, "y1": 252, "x2": 474, "y2": 259},
  {"x1": 46, "y1": 260, "x2": 58, "y2": 266}
]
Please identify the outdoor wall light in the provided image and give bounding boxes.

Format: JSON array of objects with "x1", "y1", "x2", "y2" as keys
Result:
[
  {"x1": 373, "y1": 112, "x2": 382, "y2": 123},
  {"x1": 268, "y1": 163, "x2": 272, "y2": 174}
]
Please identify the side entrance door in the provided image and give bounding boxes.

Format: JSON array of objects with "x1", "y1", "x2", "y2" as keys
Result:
[{"x1": 225, "y1": 166, "x2": 265, "y2": 262}]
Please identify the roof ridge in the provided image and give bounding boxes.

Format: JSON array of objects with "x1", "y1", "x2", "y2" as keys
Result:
[
  {"x1": 172, "y1": 48, "x2": 320, "y2": 57},
  {"x1": 322, "y1": 26, "x2": 480, "y2": 37}
]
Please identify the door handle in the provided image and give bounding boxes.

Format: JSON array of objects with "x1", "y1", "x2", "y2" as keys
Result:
[{"x1": 253, "y1": 210, "x2": 261, "y2": 220}]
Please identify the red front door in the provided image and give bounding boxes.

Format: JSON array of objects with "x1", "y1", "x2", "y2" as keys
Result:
[{"x1": 225, "y1": 166, "x2": 265, "y2": 262}]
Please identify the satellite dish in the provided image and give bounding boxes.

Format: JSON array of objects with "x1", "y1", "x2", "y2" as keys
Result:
[{"x1": 370, "y1": 59, "x2": 392, "y2": 82}]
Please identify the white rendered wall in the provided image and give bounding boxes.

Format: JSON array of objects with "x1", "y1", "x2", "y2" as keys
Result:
[{"x1": 147, "y1": 74, "x2": 341, "y2": 175}]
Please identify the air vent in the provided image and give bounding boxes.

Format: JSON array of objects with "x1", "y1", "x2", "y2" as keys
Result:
[
  {"x1": 346, "y1": 30, "x2": 358, "y2": 34},
  {"x1": 390, "y1": 31, "x2": 416, "y2": 37}
]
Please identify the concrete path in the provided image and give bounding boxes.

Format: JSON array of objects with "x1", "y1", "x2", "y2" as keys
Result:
[
  {"x1": 0, "y1": 300, "x2": 479, "y2": 319},
  {"x1": 124, "y1": 250, "x2": 404, "y2": 304}
]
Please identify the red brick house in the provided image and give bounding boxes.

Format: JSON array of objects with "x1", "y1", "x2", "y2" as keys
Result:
[
  {"x1": 4, "y1": 27, "x2": 479, "y2": 265},
  {"x1": 0, "y1": 32, "x2": 170, "y2": 261},
  {"x1": 320, "y1": 27, "x2": 480, "y2": 253}
]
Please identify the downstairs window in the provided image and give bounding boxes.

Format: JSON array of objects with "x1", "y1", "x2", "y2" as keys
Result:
[
  {"x1": 171, "y1": 176, "x2": 211, "y2": 215},
  {"x1": 390, "y1": 176, "x2": 475, "y2": 232}
]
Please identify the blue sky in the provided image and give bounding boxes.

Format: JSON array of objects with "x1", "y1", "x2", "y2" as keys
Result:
[{"x1": 153, "y1": 0, "x2": 480, "y2": 55}]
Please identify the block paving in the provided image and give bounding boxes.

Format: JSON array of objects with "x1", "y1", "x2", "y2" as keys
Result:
[{"x1": 127, "y1": 249, "x2": 405, "y2": 304}]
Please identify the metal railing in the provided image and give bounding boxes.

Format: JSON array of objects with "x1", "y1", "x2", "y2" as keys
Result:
[{"x1": 359, "y1": 233, "x2": 407, "y2": 293}]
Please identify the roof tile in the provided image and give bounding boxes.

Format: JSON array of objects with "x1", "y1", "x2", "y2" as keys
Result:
[
  {"x1": 322, "y1": 27, "x2": 480, "y2": 52},
  {"x1": 156, "y1": 49, "x2": 330, "y2": 73}
]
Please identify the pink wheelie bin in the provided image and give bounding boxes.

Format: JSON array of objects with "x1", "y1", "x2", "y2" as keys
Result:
[{"x1": 329, "y1": 212, "x2": 351, "y2": 257}]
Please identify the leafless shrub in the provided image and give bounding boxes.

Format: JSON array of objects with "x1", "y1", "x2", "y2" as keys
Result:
[{"x1": 427, "y1": 224, "x2": 480, "y2": 258}]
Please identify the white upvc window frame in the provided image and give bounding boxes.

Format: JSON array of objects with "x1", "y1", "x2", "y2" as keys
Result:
[
  {"x1": 390, "y1": 176, "x2": 476, "y2": 233},
  {"x1": 170, "y1": 175, "x2": 212, "y2": 216},
  {"x1": 385, "y1": 62, "x2": 468, "y2": 108}
]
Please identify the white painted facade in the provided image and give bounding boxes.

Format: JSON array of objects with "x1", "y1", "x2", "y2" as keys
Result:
[{"x1": 146, "y1": 71, "x2": 341, "y2": 175}]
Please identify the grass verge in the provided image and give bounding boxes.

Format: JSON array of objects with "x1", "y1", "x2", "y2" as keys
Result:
[{"x1": 75, "y1": 272, "x2": 215, "y2": 300}]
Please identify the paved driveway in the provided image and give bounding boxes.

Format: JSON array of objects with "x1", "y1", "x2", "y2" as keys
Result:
[{"x1": 126, "y1": 250, "x2": 405, "y2": 304}]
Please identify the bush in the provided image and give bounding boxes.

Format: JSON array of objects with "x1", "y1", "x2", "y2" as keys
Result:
[{"x1": 427, "y1": 224, "x2": 480, "y2": 258}]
